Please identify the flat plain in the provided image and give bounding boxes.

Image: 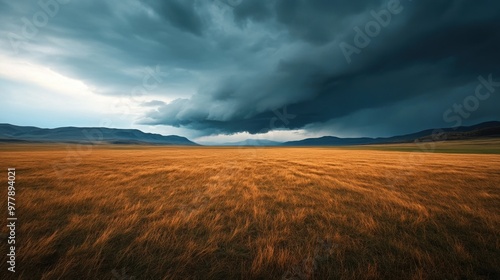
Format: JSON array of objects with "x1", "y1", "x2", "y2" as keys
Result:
[{"x1": 0, "y1": 144, "x2": 499, "y2": 279}]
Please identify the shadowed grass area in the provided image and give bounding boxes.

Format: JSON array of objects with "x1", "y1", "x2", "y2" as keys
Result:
[
  {"x1": 342, "y1": 138, "x2": 500, "y2": 154},
  {"x1": 0, "y1": 145, "x2": 499, "y2": 279}
]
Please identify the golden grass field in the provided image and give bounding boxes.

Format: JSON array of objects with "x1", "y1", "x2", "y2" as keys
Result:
[{"x1": 0, "y1": 144, "x2": 499, "y2": 279}]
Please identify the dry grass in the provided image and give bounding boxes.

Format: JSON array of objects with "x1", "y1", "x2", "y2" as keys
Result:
[
  {"x1": 352, "y1": 138, "x2": 500, "y2": 154},
  {"x1": 0, "y1": 145, "x2": 499, "y2": 279}
]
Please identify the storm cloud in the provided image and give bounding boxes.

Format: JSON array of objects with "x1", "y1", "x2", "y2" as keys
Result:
[{"x1": 1, "y1": 0, "x2": 499, "y2": 138}]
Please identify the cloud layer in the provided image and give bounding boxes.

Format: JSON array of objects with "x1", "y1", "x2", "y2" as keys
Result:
[{"x1": 1, "y1": 0, "x2": 499, "y2": 138}]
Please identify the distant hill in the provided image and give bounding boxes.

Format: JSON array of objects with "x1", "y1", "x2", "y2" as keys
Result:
[
  {"x1": 283, "y1": 136, "x2": 376, "y2": 146},
  {"x1": 2, "y1": 121, "x2": 499, "y2": 147},
  {"x1": 0, "y1": 124, "x2": 199, "y2": 146},
  {"x1": 222, "y1": 139, "x2": 282, "y2": 146},
  {"x1": 283, "y1": 121, "x2": 500, "y2": 146}
]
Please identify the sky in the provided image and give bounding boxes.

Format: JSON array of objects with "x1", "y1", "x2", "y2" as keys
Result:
[{"x1": 1, "y1": 0, "x2": 499, "y2": 144}]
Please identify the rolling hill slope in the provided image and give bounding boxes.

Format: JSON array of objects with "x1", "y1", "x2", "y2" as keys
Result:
[
  {"x1": 0, "y1": 124, "x2": 199, "y2": 145},
  {"x1": 283, "y1": 121, "x2": 500, "y2": 146}
]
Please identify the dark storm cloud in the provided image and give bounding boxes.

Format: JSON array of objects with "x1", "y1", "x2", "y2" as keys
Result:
[
  {"x1": 2, "y1": 0, "x2": 499, "y2": 136},
  {"x1": 1, "y1": 0, "x2": 216, "y2": 96},
  {"x1": 145, "y1": 0, "x2": 204, "y2": 36},
  {"x1": 141, "y1": 0, "x2": 500, "y2": 135}
]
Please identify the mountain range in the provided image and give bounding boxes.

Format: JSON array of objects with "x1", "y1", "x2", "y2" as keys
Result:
[
  {"x1": 1, "y1": 121, "x2": 499, "y2": 146},
  {"x1": 0, "y1": 124, "x2": 198, "y2": 145},
  {"x1": 282, "y1": 121, "x2": 500, "y2": 146}
]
